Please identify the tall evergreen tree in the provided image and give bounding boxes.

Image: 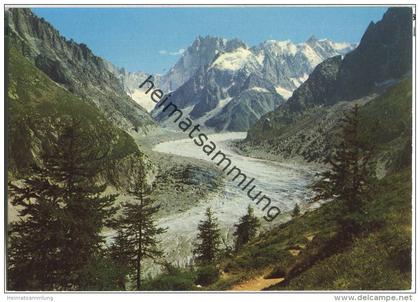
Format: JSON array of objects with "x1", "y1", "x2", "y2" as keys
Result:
[
  {"x1": 77, "y1": 249, "x2": 128, "y2": 291},
  {"x1": 8, "y1": 118, "x2": 117, "y2": 290},
  {"x1": 233, "y1": 205, "x2": 260, "y2": 251},
  {"x1": 193, "y1": 207, "x2": 222, "y2": 264},
  {"x1": 8, "y1": 167, "x2": 66, "y2": 290},
  {"x1": 112, "y1": 171, "x2": 166, "y2": 290},
  {"x1": 312, "y1": 105, "x2": 373, "y2": 236},
  {"x1": 108, "y1": 230, "x2": 131, "y2": 290}
]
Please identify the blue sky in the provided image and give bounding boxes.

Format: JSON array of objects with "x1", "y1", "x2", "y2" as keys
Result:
[{"x1": 32, "y1": 7, "x2": 387, "y2": 74}]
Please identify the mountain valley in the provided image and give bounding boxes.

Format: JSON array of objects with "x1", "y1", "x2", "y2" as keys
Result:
[{"x1": 5, "y1": 6, "x2": 414, "y2": 291}]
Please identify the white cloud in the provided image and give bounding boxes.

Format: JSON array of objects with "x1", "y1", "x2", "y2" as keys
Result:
[{"x1": 159, "y1": 48, "x2": 185, "y2": 56}]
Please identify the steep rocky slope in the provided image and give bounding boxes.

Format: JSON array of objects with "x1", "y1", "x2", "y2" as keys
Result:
[
  {"x1": 334, "y1": 8, "x2": 413, "y2": 101},
  {"x1": 159, "y1": 36, "x2": 247, "y2": 91},
  {"x1": 6, "y1": 8, "x2": 155, "y2": 132}
]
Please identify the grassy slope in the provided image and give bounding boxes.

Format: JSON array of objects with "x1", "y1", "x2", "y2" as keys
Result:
[
  {"x1": 7, "y1": 43, "x2": 141, "y2": 186},
  {"x1": 209, "y1": 79, "x2": 412, "y2": 290},
  {"x1": 275, "y1": 169, "x2": 411, "y2": 290},
  {"x1": 359, "y1": 78, "x2": 412, "y2": 171}
]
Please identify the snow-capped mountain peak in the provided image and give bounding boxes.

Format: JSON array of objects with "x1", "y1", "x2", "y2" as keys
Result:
[
  {"x1": 210, "y1": 47, "x2": 265, "y2": 72},
  {"x1": 110, "y1": 35, "x2": 355, "y2": 127},
  {"x1": 259, "y1": 39, "x2": 298, "y2": 56},
  {"x1": 152, "y1": 35, "x2": 355, "y2": 132},
  {"x1": 158, "y1": 35, "x2": 247, "y2": 91}
]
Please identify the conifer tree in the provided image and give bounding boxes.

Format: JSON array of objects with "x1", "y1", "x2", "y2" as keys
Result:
[
  {"x1": 77, "y1": 249, "x2": 128, "y2": 290},
  {"x1": 233, "y1": 205, "x2": 260, "y2": 251},
  {"x1": 312, "y1": 105, "x2": 373, "y2": 236},
  {"x1": 8, "y1": 166, "x2": 66, "y2": 290},
  {"x1": 193, "y1": 207, "x2": 222, "y2": 264},
  {"x1": 8, "y1": 118, "x2": 117, "y2": 290},
  {"x1": 292, "y1": 203, "x2": 301, "y2": 218},
  {"x1": 112, "y1": 170, "x2": 166, "y2": 290}
]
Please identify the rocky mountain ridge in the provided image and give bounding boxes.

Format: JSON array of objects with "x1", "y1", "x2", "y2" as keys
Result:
[{"x1": 6, "y1": 8, "x2": 155, "y2": 132}]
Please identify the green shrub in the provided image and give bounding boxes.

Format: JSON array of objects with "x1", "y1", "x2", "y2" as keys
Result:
[
  {"x1": 143, "y1": 268, "x2": 196, "y2": 291},
  {"x1": 195, "y1": 265, "x2": 219, "y2": 286},
  {"x1": 146, "y1": 274, "x2": 195, "y2": 291}
]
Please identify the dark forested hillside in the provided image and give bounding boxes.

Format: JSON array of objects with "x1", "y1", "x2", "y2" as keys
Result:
[{"x1": 7, "y1": 43, "x2": 145, "y2": 188}]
